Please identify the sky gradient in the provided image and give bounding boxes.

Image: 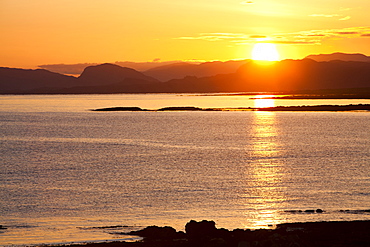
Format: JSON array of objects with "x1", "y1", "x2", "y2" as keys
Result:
[{"x1": 1, "y1": 0, "x2": 370, "y2": 68}]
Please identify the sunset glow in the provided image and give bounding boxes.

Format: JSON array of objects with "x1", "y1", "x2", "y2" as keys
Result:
[
  {"x1": 2, "y1": 0, "x2": 370, "y2": 243},
  {"x1": 246, "y1": 111, "x2": 285, "y2": 229},
  {"x1": 0, "y1": 0, "x2": 370, "y2": 68},
  {"x1": 253, "y1": 95, "x2": 276, "y2": 108},
  {"x1": 252, "y1": 43, "x2": 280, "y2": 61}
]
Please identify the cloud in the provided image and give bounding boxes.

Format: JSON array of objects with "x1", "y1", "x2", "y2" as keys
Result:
[
  {"x1": 249, "y1": 35, "x2": 267, "y2": 39},
  {"x1": 309, "y1": 14, "x2": 339, "y2": 18},
  {"x1": 240, "y1": 1, "x2": 254, "y2": 4},
  {"x1": 309, "y1": 11, "x2": 351, "y2": 21},
  {"x1": 336, "y1": 31, "x2": 359, "y2": 35},
  {"x1": 306, "y1": 34, "x2": 326, "y2": 37},
  {"x1": 287, "y1": 27, "x2": 370, "y2": 40},
  {"x1": 339, "y1": 16, "x2": 351, "y2": 21},
  {"x1": 271, "y1": 40, "x2": 317, "y2": 44},
  {"x1": 177, "y1": 33, "x2": 249, "y2": 42},
  {"x1": 175, "y1": 26, "x2": 370, "y2": 46},
  {"x1": 339, "y1": 7, "x2": 352, "y2": 12}
]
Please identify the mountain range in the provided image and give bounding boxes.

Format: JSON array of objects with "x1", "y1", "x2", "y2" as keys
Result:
[
  {"x1": 306, "y1": 52, "x2": 370, "y2": 62},
  {"x1": 1, "y1": 53, "x2": 370, "y2": 94},
  {"x1": 142, "y1": 60, "x2": 248, "y2": 81},
  {"x1": 37, "y1": 52, "x2": 370, "y2": 78}
]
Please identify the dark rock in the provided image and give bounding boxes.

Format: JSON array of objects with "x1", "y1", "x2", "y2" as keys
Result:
[
  {"x1": 284, "y1": 210, "x2": 303, "y2": 213},
  {"x1": 92, "y1": 107, "x2": 144, "y2": 111},
  {"x1": 316, "y1": 209, "x2": 324, "y2": 213},
  {"x1": 129, "y1": 225, "x2": 181, "y2": 240},
  {"x1": 185, "y1": 220, "x2": 218, "y2": 240},
  {"x1": 157, "y1": 106, "x2": 203, "y2": 111},
  {"x1": 123, "y1": 220, "x2": 370, "y2": 247}
]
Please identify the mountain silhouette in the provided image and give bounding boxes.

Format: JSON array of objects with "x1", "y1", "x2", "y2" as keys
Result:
[
  {"x1": 1, "y1": 56, "x2": 370, "y2": 94},
  {"x1": 38, "y1": 63, "x2": 98, "y2": 76},
  {"x1": 38, "y1": 60, "x2": 242, "y2": 78},
  {"x1": 78, "y1": 63, "x2": 158, "y2": 86},
  {"x1": 0, "y1": 64, "x2": 158, "y2": 93},
  {"x1": 233, "y1": 59, "x2": 370, "y2": 91},
  {"x1": 0, "y1": 67, "x2": 77, "y2": 92},
  {"x1": 143, "y1": 60, "x2": 248, "y2": 81},
  {"x1": 306, "y1": 52, "x2": 370, "y2": 62}
]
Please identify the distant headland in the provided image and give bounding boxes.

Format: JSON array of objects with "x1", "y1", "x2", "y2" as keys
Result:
[{"x1": 92, "y1": 104, "x2": 370, "y2": 112}]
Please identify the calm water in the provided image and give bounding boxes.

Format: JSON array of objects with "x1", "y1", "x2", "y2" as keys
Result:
[{"x1": 0, "y1": 94, "x2": 370, "y2": 246}]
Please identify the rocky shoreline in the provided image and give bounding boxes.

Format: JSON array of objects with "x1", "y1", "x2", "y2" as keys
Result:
[{"x1": 62, "y1": 220, "x2": 370, "y2": 247}]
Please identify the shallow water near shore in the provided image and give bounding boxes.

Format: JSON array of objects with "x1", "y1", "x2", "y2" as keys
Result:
[{"x1": 1, "y1": 94, "x2": 370, "y2": 246}]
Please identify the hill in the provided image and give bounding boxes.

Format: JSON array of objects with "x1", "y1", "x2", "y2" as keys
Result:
[
  {"x1": 155, "y1": 59, "x2": 370, "y2": 93},
  {"x1": 0, "y1": 64, "x2": 158, "y2": 93},
  {"x1": 38, "y1": 61, "x2": 186, "y2": 76},
  {"x1": 0, "y1": 67, "x2": 77, "y2": 92},
  {"x1": 306, "y1": 52, "x2": 370, "y2": 62},
  {"x1": 143, "y1": 60, "x2": 248, "y2": 81},
  {"x1": 78, "y1": 63, "x2": 158, "y2": 86},
  {"x1": 1, "y1": 59, "x2": 370, "y2": 94},
  {"x1": 37, "y1": 60, "x2": 244, "y2": 79}
]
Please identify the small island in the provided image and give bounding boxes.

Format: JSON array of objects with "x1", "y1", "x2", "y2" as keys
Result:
[{"x1": 92, "y1": 104, "x2": 370, "y2": 112}]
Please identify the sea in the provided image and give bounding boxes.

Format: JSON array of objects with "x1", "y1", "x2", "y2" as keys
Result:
[{"x1": 1, "y1": 94, "x2": 370, "y2": 246}]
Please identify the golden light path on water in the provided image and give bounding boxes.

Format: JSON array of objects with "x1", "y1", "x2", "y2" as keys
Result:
[
  {"x1": 243, "y1": 110, "x2": 286, "y2": 229},
  {"x1": 253, "y1": 95, "x2": 276, "y2": 108}
]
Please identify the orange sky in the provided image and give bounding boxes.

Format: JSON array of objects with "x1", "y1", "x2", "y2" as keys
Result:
[{"x1": 1, "y1": 0, "x2": 370, "y2": 68}]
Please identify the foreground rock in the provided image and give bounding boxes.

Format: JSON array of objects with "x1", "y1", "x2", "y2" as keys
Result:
[
  {"x1": 125, "y1": 220, "x2": 370, "y2": 247},
  {"x1": 63, "y1": 220, "x2": 370, "y2": 247}
]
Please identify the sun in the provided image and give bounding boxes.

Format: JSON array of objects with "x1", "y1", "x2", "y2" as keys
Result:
[
  {"x1": 253, "y1": 95, "x2": 275, "y2": 108},
  {"x1": 251, "y1": 43, "x2": 280, "y2": 61}
]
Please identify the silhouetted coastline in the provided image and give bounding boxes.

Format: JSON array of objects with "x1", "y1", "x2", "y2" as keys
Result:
[
  {"x1": 58, "y1": 220, "x2": 370, "y2": 247},
  {"x1": 92, "y1": 104, "x2": 370, "y2": 112}
]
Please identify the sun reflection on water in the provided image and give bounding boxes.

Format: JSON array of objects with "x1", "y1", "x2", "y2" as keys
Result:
[
  {"x1": 244, "y1": 111, "x2": 286, "y2": 229},
  {"x1": 253, "y1": 95, "x2": 275, "y2": 108}
]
